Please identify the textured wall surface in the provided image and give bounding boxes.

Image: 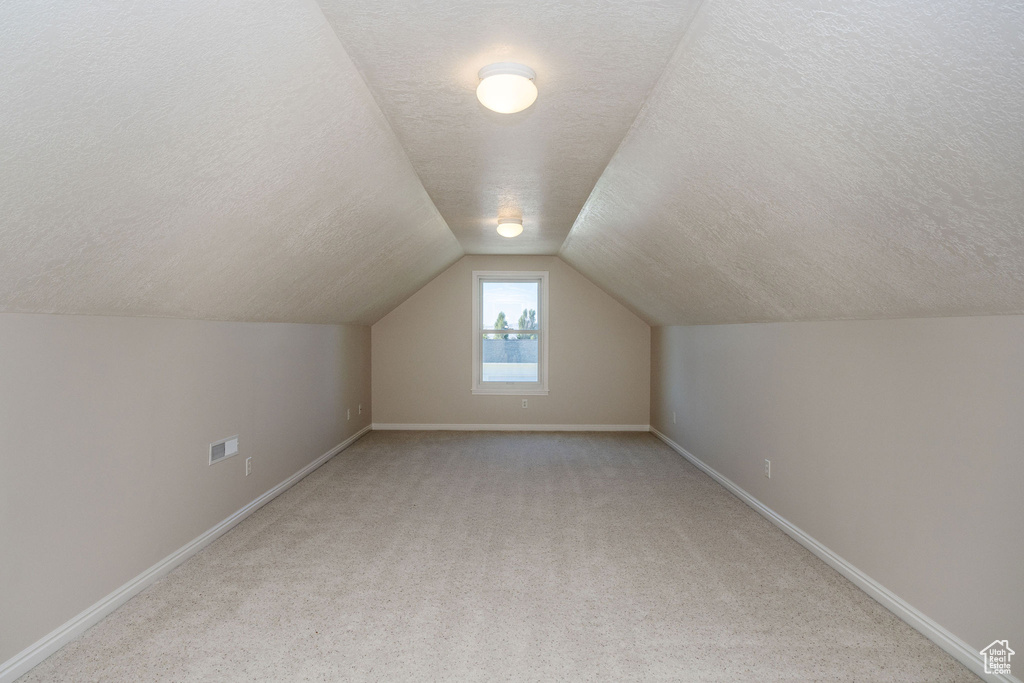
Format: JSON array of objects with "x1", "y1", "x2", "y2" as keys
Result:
[
  {"x1": 651, "y1": 317, "x2": 1024, "y2": 659},
  {"x1": 372, "y1": 256, "x2": 650, "y2": 426},
  {"x1": 562, "y1": 0, "x2": 1024, "y2": 325},
  {"x1": 317, "y1": 0, "x2": 702, "y2": 254},
  {"x1": 0, "y1": 0, "x2": 461, "y2": 325},
  {"x1": 0, "y1": 313, "x2": 371, "y2": 663}
]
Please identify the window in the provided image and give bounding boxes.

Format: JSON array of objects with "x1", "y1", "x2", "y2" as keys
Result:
[{"x1": 472, "y1": 271, "x2": 549, "y2": 395}]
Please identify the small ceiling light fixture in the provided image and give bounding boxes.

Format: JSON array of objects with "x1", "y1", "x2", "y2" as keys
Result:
[
  {"x1": 476, "y1": 63, "x2": 538, "y2": 114},
  {"x1": 496, "y1": 217, "x2": 524, "y2": 238}
]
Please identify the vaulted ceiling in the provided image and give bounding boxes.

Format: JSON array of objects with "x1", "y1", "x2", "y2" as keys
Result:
[
  {"x1": 561, "y1": 0, "x2": 1024, "y2": 324},
  {"x1": 2, "y1": 0, "x2": 1022, "y2": 326},
  {"x1": 0, "y1": 0, "x2": 461, "y2": 325},
  {"x1": 315, "y1": 0, "x2": 702, "y2": 254}
]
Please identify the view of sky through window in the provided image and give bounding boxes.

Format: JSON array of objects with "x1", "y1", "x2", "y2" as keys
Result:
[{"x1": 481, "y1": 281, "x2": 538, "y2": 329}]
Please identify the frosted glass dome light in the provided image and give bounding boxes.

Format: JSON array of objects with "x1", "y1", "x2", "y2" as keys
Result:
[
  {"x1": 476, "y1": 63, "x2": 538, "y2": 114},
  {"x1": 496, "y1": 217, "x2": 524, "y2": 238}
]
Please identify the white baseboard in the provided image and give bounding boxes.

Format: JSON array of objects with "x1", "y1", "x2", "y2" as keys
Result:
[
  {"x1": 649, "y1": 427, "x2": 1018, "y2": 683},
  {"x1": 0, "y1": 424, "x2": 371, "y2": 683},
  {"x1": 372, "y1": 423, "x2": 651, "y2": 432}
]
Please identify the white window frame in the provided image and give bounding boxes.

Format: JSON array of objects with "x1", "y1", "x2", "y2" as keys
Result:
[{"x1": 472, "y1": 270, "x2": 549, "y2": 396}]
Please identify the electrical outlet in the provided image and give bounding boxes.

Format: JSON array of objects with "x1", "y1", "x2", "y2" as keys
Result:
[
  {"x1": 673, "y1": 411, "x2": 676, "y2": 424},
  {"x1": 347, "y1": 408, "x2": 351, "y2": 421},
  {"x1": 764, "y1": 459, "x2": 771, "y2": 478},
  {"x1": 245, "y1": 457, "x2": 252, "y2": 476},
  {"x1": 522, "y1": 399, "x2": 528, "y2": 409}
]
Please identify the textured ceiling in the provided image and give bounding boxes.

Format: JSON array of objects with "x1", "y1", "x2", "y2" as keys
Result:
[
  {"x1": 0, "y1": 0, "x2": 462, "y2": 325},
  {"x1": 561, "y1": 0, "x2": 1024, "y2": 325},
  {"x1": 4, "y1": 0, "x2": 1022, "y2": 327},
  {"x1": 316, "y1": 0, "x2": 702, "y2": 254}
]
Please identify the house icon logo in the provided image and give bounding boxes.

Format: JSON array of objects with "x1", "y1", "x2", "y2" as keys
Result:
[{"x1": 980, "y1": 640, "x2": 1014, "y2": 676}]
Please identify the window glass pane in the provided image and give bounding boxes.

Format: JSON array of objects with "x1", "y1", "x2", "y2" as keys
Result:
[
  {"x1": 482, "y1": 333, "x2": 539, "y2": 382},
  {"x1": 481, "y1": 281, "x2": 539, "y2": 331}
]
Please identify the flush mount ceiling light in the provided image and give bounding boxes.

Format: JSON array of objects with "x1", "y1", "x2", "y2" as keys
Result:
[
  {"x1": 496, "y1": 217, "x2": 524, "y2": 238},
  {"x1": 476, "y1": 63, "x2": 538, "y2": 114}
]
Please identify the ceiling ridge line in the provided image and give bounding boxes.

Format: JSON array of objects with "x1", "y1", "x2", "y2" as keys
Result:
[
  {"x1": 557, "y1": 0, "x2": 712, "y2": 258},
  {"x1": 306, "y1": 0, "x2": 462, "y2": 250}
]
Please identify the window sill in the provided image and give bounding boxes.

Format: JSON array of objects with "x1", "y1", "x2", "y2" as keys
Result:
[{"x1": 472, "y1": 388, "x2": 549, "y2": 396}]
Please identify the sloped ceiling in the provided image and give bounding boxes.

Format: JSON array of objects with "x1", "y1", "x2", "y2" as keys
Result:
[
  {"x1": 315, "y1": 0, "x2": 702, "y2": 254},
  {"x1": 561, "y1": 0, "x2": 1024, "y2": 325},
  {"x1": 2, "y1": 0, "x2": 1022, "y2": 327},
  {"x1": 0, "y1": 0, "x2": 461, "y2": 325}
]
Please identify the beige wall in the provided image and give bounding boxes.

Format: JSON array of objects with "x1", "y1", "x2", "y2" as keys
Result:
[
  {"x1": 651, "y1": 317, "x2": 1024, "y2": 655},
  {"x1": 0, "y1": 314, "x2": 371, "y2": 663},
  {"x1": 372, "y1": 256, "x2": 650, "y2": 426}
]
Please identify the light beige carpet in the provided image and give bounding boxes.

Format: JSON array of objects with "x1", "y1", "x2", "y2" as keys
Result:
[{"x1": 20, "y1": 431, "x2": 976, "y2": 681}]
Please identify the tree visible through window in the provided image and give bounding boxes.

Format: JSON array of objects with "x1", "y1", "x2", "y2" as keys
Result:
[
  {"x1": 493, "y1": 311, "x2": 510, "y2": 340},
  {"x1": 516, "y1": 309, "x2": 537, "y2": 338},
  {"x1": 491, "y1": 308, "x2": 537, "y2": 340}
]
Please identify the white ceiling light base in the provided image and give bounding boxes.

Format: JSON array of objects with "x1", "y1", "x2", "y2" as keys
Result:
[
  {"x1": 476, "y1": 63, "x2": 538, "y2": 114},
  {"x1": 496, "y1": 218, "x2": 524, "y2": 238}
]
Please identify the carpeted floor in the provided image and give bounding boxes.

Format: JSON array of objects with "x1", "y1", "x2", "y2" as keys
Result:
[{"x1": 20, "y1": 431, "x2": 976, "y2": 681}]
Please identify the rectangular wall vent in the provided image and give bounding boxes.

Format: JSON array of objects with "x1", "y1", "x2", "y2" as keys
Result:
[{"x1": 209, "y1": 436, "x2": 239, "y2": 465}]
